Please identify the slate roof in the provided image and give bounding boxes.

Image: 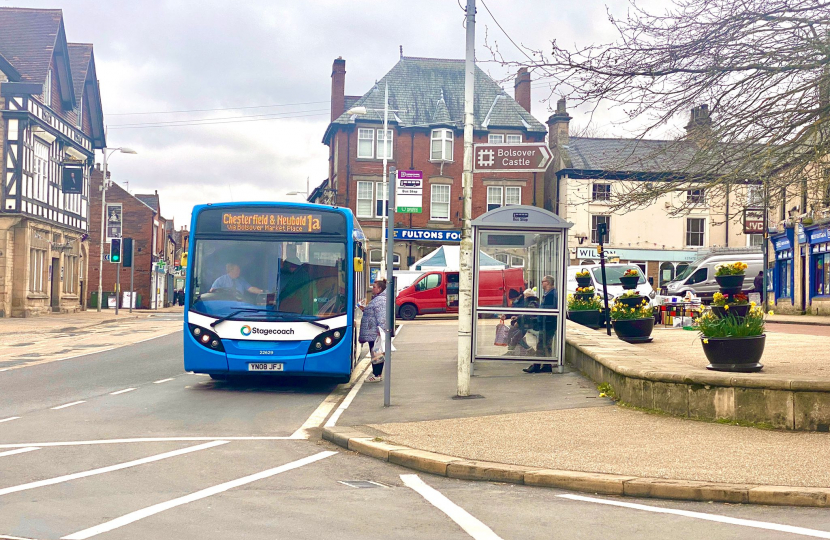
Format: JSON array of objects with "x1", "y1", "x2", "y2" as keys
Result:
[
  {"x1": 564, "y1": 137, "x2": 700, "y2": 174},
  {"x1": 0, "y1": 8, "x2": 62, "y2": 84},
  {"x1": 326, "y1": 56, "x2": 545, "y2": 141},
  {"x1": 135, "y1": 194, "x2": 160, "y2": 213},
  {"x1": 67, "y1": 43, "x2": 92, "y2": 107}
]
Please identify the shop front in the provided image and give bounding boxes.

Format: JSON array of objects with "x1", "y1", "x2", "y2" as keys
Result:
[
  {"x1": 807, "y1": 225, "x2": 830, "y2": 315},
  {"x1": 771, "y1": 229, "x2": 795, "y2": 309}
]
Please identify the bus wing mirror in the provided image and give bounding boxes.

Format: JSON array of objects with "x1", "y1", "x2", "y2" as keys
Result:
[{"x1": 354, "y1": 257, "x2": 364, "y2": 272}]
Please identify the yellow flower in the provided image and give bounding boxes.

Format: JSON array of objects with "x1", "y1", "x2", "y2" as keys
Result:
[
  {"x1": 724, "y1": 304, "x2": 729, "y2": 310},
  {"x1": 703, "y1": 338, "x2": 709, "y2": 344},
  {"x1": 750, "y1": 302, "x2": 756, "y2": 307},
  {"x1": 768, "y1": 310, "x2": 774, "y2": 315}
]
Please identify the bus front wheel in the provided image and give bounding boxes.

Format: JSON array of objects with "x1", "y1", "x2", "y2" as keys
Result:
[{"x1": 399, "y1": 304, "x2": 418, "y2": 320}]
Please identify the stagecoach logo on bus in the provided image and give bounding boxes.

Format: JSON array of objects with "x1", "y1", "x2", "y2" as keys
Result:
[
  {"x1": 240, "y1": 325, "x2": 295, "y2": 337},
  {"x1": 221, "y1": 212, "x2": 322, "y2": 234}
]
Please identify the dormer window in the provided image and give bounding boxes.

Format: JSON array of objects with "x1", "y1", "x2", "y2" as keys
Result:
[{"x1": 43, "y1": 69, "x2": 52, "y2": 107}]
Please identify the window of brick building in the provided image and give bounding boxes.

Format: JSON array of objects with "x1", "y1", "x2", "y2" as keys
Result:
[
  {"x1": 431, "y1": 129, "x2": 453, "y2": 161},
  {"x1": 356, "y1": 181, "x2": 373, "y2": 217},
  {"x1": 487, "y1": 186, "x2": 502, "y2": 211},
  {"x1": 375, "y1": 183, "x2": 389, "y2": 217},
  {"x1": 488, "y1": 134, "x2": 504, "y2": 144},
  {"x1": 376, "y1": 129, "x2": 393, "y2": 159},
  {"x1": 358, "y1": 128, "x2": 374, "y2": 159},
  {"x1": 431, "y1": 184, "x2": 450, "y2": 221},
  {"x1": 487, "y1": 186, "x2": 522, "y2": 211},
  {"x1": 686, "y1": 218, "x2": 705, "y2": 247},
  {"x1": 506, "y1": 134, "x2": 522, "y2": 143}
]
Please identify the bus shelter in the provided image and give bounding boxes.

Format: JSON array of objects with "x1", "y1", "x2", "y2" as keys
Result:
[{"x1": 471, "y1": 206, "x2": 571, "y2": 373}]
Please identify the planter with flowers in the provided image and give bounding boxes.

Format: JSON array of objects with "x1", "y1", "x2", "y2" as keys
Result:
[
  {"x1": 619, "y1": 268, "x2": 640, "y2": 290},
  {"x1": 697, "y1": 305, "x2": 771, "y2": 372},
  {"x1": 575, "y1": 268, "x2": 592, "y2": 288},
  {"x1": 711, "y1": 291, "x2": 751, "y2": 319},
  {"x1": 610, "y1": 298, "x2": 654, "y2": 343},
  {"x1": 567, "y1": 292, "x2": 604, "y2": 329},
  {"x1": 714, "y1": 262, "x2": 748, "y2": 294},
  {"x1": 574, "y1": 285, "x2": 596, "y2": 301}
]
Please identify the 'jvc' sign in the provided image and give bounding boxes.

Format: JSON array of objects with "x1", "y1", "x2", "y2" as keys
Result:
[{"x1": 743, "y1": 208, "x2": 765, "y2": 234}]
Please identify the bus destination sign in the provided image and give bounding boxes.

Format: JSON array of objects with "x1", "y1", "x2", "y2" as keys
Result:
[{"x1": 221, "y1": 212, "x2": 322, "y2": 233}]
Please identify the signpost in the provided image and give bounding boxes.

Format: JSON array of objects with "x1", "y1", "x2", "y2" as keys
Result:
[
  {"x1": 395, "y1": 170, "x2": 423, "y2": 213},
  {"x1": 472, "y1": 143, "x2": 552, "y2": 173}
]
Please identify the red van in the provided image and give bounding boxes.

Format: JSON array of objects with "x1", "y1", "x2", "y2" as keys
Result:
[{"x1": 395, "y1": 268, "x2": 525, "y2": 320}]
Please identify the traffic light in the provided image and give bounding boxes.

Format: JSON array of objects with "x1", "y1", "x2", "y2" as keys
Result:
[
  {"x1": 122, "y1": 238, "x2": 133, "y2": 268},
  {"x1": 110, "y1": 238, "x2": 121, "y2": 263}
]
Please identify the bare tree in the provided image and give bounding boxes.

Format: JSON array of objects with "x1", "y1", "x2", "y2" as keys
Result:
[{"x1": 500, "y1": 0, "x2": 830, "y2": 216}]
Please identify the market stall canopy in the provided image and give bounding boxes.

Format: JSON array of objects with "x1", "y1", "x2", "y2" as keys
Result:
[{"x1": 412, "y1": 245, "x2": 506, "y2": 271}]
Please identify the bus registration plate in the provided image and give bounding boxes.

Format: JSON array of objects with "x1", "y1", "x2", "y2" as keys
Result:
[{"x1": 248, "y1": 363, "x2": 284, "y2": 372}]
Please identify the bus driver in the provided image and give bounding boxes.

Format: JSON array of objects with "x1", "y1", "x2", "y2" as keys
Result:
[{"x1": 209, "y1": 263, "x2": 263, "y2": 295}]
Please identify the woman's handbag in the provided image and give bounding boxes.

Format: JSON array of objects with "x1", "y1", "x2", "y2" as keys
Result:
[{"x1": 494, "y1": 320, "x2": 509, "y2": 346}]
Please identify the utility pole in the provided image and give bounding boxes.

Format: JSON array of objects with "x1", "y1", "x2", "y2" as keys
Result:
[
  {"x1": 380, "y1": 82, "x2": 390, "y2": 274},
  {"x1": 384, "y1": 167, "x2": 396, "y2": 407},
  {"x1": 129, "y1": 240, "x2": 135, "y2": 314},
  {"x1": 457, "y1": 0, "x2": 475, "y2": 397}
]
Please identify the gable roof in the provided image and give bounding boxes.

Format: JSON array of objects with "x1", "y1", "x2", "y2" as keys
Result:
[
  {"x1": 67, "y1": 43, "x2": 106, "y2": 148},
  {"x1": 324, "y1": 56, "x2": 545, "y2": 142},
  {"x1": 0, "y1": 7, "x2": 75, "y2": 107},
  {"x1": 135, "y1": 193, "x2": 160, "y2": 213},
  {"x1": 564, "y1": 137, "x2": 701, "y2": 175},
  {"x1": 66, "y1": 43, "x2": 91, "y2": 105}
]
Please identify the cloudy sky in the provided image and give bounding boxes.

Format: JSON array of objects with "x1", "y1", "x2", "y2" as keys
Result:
[{"x1": 4, "y1": 0, "x2": 662, "y2": 226}]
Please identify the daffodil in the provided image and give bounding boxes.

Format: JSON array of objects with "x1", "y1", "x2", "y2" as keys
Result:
[
  {"x1": 724, "y1": 304, "x2": 729, "y2": 310},
  {"x1": 703, "y1": 338, "x2": 709, "y2": 344},
  {"x1": 768, "y1": 310, "x2": 774, "y2": 315},
  {"x1": 750, "y1": 302, "x2": 756, "y2": 307}
]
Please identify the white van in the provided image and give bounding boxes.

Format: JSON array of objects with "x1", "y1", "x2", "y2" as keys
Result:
[
  {"x1": 664, "y1": 252, "x2": 763, "y2": 300},
  {"x1": 566, "y1": 263, "x2": 657, "y2": 304}
]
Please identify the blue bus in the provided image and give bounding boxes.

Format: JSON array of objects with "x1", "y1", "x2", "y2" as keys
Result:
[{"x1": 183, "y1": 202, "x2": 368, "y2": 382}]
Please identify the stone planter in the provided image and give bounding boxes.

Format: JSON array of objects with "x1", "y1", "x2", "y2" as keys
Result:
[
  {"x1": 575, "y1": 276, "x2": 592, "y2": 288},
  {"x1": 711, "y1": 304, "x2": 750, "y2": 319},
  {"x1": 701, "y1": 334, "x2": 765, "y2": 372},
  {"x1": 619, "y1": 276, "x2": 639, "y2": 290},
  {"x1": 568, "y1": 309, "x2": 603, "y2": 329},
  {"x1": 715, "y1": 274, "x2": 745, "y2": 293},
  {"x1": 612, "y1": 317, "x2": 654, "y2": 343}
]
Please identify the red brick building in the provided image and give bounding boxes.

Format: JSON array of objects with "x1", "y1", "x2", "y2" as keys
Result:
[
  {"x1": 317, "y1": 56, "x2": 547, "y2": 273},
  {"x1": 88, "y1": 169, "x2": 175, "y2": 309}
]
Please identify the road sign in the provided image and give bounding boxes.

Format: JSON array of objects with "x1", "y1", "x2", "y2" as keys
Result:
[
  {"x1": 473, "y1": 143, "x2": 552, "y2": 173},
  {"x1": 106, "y1": 203, "x2": 122, "y2": 240},
  {"x1": 395, "y1": 170, "x2": 422, "y2": 213},
  {"x1": 743, "y1": 208, "x2": 765, "y2": 234}
]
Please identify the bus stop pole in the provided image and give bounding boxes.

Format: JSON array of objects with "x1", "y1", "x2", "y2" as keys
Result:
[
  {"x1": 129, "y1": 240, "x2": 135, "y2": 313},
  {"x1": 384, "y1": 169, "x2": 396, "y2": 407},
  {"x1": 457, "y1": 0, "x2": 475, "y2": 398}
]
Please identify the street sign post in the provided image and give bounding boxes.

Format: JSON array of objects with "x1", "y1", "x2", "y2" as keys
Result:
[
  {"x1": 395, "y1": 170, "x2": 423, "y2": 213},
  {"x1": 473, "y1": 143, "x2": 552, "y2": 173}
]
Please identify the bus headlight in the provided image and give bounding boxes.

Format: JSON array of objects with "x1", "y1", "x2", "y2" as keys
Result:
[
  {"x1": 308, "y1": 327, "x2": 347, "y2": 354},
  {"x1": 188, "y1": 323, "x2": 225, "y2": 352}
]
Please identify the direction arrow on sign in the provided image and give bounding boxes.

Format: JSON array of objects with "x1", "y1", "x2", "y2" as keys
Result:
[{"x1": 473, "y1": 143, "x2": 552, "y2": 173}]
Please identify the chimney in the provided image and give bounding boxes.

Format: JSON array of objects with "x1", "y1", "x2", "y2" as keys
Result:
[
  {"x1": 514, "y1": 67, "x2": 531, "y2": 113},
  {"x1": 685, "y1": 104, "x2": 712, "y2": 138},
  {"x1": 547, "y1": 97, "x2": 571, "y2": 150},
  {"x1": 331, "y1": 57, "x2": 346, "y2": 122}
]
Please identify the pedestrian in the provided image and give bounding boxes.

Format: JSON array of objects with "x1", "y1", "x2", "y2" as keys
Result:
[
  {"x1": 524, "y1": 275, "x2": 557, "y2": 374},
  {"x1": 358, "y1": 278, "x2": 388, "y2": 383},
  {"x1": 753, "y1": 271, "x2": 764, "y2": 293},
  {"x1": 178, "y1": 289, "x2": 185, "y2": 306}
]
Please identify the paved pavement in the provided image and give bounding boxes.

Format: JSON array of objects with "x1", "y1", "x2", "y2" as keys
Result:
[
  {"x1": 2, "y1": 315, "x2": 830, "y2": 538},
  {"x1": 335, "y1": 318, "x2": 830, "y2": 493}
]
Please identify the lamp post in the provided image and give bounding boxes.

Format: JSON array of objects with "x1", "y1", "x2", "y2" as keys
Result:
[
  {"x1": 96, "y1": 147, "x2": 137, "y2": 313},
  {"x1": 346, "y1": 88, "x2": 404, "y2": 274}
]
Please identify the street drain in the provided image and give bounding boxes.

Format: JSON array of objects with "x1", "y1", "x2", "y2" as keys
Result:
[{"x1": 338, "y1": 480, "x2": 388, "y2": 489}]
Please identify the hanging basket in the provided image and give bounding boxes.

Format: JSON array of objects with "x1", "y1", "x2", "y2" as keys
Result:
[
  {"x1": 619, "y1": 276, "x2": 639, "y2": 290},
  {"x1": 715, "y1": 274, "x2": 745, "y2": 293},
  {"x1": 575, "y1": 276, "x2": 592, "y2": 288},
  {"x1": 616, "y1": 296, "x2": 645, "y2": 308}
]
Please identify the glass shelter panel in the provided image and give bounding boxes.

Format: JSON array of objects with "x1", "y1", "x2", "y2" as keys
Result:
[
  {"x1": 475, "y1": 312, "x2": 559, "y2": 361},
  {"x1": 476, "y1": 231, "x2": 561, "y2": 310}
]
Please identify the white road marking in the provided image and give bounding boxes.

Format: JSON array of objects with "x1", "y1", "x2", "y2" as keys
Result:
[
  {"x1": 62, "y1": 450, "x2": 337, "y2": 540},
  {"x1": 289, "y1": 390, "x2": 347, "y2": 439},
  {"x1": 0, "y1": 447, "x2": 39, "y2": 458},
  {"x1": 401, "y1": 474, "x2": 504, "y2": 540},
  {"x1": 558, "y1": 494, "x2": 830, "y2": 538},
  {"x1": 153, "y1": 378, "x2": 175, "y2": 384},
  {"x1": 0, "y1": 436, "x2": 291, "y2": 449},
  {"x1": 50, "y1": 401, "x2": 86, "y2": 410},
  {"x1": 324, "y1": 360, "x2": 372, "y2": 428},
  {"x1": 0, "y1": 417, "x2": 20, "y2": 424},
  {"x1": 0, "y1": 367, "x2": 10, "y2": 372},
  {"x1": 109, "y1": 388, "x2": 136, "y2": 395},
  {"x1": 0, "y1": 440, "x2": 228, "y2": 497}
]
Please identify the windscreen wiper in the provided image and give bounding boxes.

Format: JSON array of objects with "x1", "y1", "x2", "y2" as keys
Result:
[{"x1": 210, "y1": 308, "x2": 329, "y2": 330}]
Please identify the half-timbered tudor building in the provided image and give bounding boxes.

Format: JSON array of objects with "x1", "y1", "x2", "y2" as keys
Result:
[{"x1": 0, "y1": 8, "x2": 105, "y2": 317}]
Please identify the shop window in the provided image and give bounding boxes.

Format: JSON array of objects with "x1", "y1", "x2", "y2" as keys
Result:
[
  {"x1": 659, "y1": 262, "x2": 675, "y2": 285},
  {"x1": 780, "y1": 259, "x2": 792, "y2": 298},
  {"x1": 29, "y1": 248, "x2": 46, "y2": 293},
  {"x1": 815, "y1": 254, "x2": 829, "y2": 296}
]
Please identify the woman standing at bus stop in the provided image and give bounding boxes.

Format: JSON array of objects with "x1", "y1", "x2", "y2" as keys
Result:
[{"x1": 359, "y1": 279, "x2": 388, "y2": 383}]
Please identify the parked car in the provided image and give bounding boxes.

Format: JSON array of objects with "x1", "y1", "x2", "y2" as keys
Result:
[
  {"x1": 566, "y1": 263, "x2": 656, "y2": 303},
  {"x1": 395, "y1": 268, "x2": 525, "y2": 320},
  {"x1": 663, "y1": 252, "x2": 763, "y2": 300}
]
